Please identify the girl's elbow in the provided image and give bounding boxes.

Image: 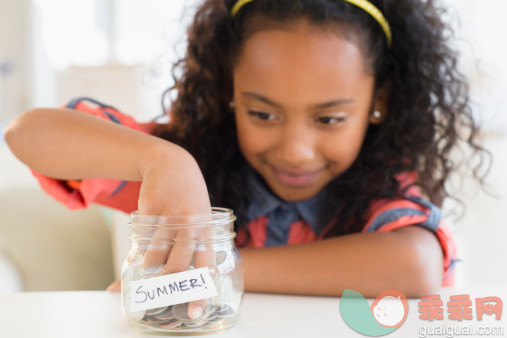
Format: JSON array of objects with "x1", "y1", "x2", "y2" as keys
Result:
[
  {"x1": 404, "y1": 245, "x2": 444, "y2": 297},
  {"x1": 4, "y1": 109, "x2": 40, "y2": 150},
  {"x1": 392, "y1": 226, "x2": 444, "y2": 297},
  {"x1": 4, "y1": 115, "x2": 22, "y2": 150},
  {"x1": 409, "y1": 270, "x2": 442, "y2": 297}
]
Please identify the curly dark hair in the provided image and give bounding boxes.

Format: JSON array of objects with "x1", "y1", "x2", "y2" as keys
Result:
[{"x1": 153, "y1": 0, "x2": 489, "y2": 238}]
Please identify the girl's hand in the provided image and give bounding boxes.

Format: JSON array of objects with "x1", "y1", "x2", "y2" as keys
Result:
[
  {"x1": 137, "y1": 144, "x2": 212, "y2": 220},
  {"x1": 108, "y1": 144, "x2": 215, "y2": 320}
]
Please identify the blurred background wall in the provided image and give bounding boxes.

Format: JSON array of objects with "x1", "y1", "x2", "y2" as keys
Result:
[{"x1": 0, "y1": 0, "x2": 506, "y2": 292}]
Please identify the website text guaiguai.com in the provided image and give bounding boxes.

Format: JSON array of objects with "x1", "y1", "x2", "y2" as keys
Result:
[{"x1": 419, "y1": 324, "x2": 504, "y2": 337}]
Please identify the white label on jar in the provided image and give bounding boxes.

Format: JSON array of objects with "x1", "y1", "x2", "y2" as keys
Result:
[{"x1": 129, "y1": 267, "x2": 218, "y2": 312}]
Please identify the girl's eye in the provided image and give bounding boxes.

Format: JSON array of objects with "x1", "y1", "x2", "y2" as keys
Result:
[
  {"x1": 316, "y1": 116, "x2": 345, "y2": 125},
  {"x1": 247, "y1": 111, "x2": 276, "y2": 121}
]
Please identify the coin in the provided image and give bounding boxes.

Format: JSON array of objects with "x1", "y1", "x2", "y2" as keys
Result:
[
  {"x1": 129, "y1": 309, "x2": 146, "y2": 323},
  {"x1": 172, "y1": 302, "x2": 211, "y2": 324},
  {"x1": 202, "y1": 318, "x2": 224, "y2": 329},
  {"x1": 153, "y1": 306, "x2": 175, "y2": 321},
  {"x1": 216, "y1": 304, "x2": 235, "y2": 318},
  {"x1": 142, "y1": 315, "x2": 167, "y2": 325},
  {"x1": 146, "y1": 306, "x2": 168, "y2": 316},
  {"x1": 205, "y1": 310, "x2": 218, "y2": 322},
  {"x1": 172, "y1": 302, "x2": 199, "y2": 323},
  {"x1": 199, "y1": 303, "x2": 234, "y2": 329},
  {"x1": 159, "y1": 317, "x2": 182, "y2": 329},
  {"x1": 182, "y1": 316, "x2": 209, "y2": 328}
]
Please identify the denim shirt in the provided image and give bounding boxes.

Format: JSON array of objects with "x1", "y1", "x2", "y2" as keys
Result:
[{"x1": 243, "y1": 167, "x2": 330, "y2": 246}]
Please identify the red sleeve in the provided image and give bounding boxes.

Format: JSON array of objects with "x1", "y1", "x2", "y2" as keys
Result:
[
  {"x1": 31, "y1": 97, "x2": 159, "y2": 214},
  {"x1": 362, "y1": 195, "x2": 458, "y2": 287}
]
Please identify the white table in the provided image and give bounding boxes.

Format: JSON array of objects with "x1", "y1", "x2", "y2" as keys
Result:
[{"x1": 1, "y1": 288, "x2": 506, "y2": 338}]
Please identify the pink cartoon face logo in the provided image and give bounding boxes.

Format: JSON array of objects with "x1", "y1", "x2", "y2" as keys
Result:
[{"x1": 371, "y1": 290, "x2": 409, "y2": 327}]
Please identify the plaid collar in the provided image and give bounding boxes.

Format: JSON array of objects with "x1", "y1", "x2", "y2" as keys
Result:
[{"x1": 244, "y1": 166, "x2": 329, "y2": 236}]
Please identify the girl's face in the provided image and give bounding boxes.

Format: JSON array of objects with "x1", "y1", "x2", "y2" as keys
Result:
[{"x1": 233, "y1": 19, "x2": 384, "y2": 202}]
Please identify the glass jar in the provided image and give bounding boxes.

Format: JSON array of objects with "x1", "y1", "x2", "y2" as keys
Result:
[{"x1": 121, "y1": 208, "x2": 244, "y2": 335}]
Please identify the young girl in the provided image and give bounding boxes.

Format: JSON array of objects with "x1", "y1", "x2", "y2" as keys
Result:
[{"x1": 4, "y1": 0, "x2": 486, "y2": 300}]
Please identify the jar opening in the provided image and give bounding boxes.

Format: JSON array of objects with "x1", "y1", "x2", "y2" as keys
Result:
[{"x1": 129, "y1": 207, "x2": 236, "y2": 227}]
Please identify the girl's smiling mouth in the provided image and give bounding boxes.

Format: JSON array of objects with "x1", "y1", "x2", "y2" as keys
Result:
[{"x1": 270, "y1": 165, "x2": 323, "y2": 187}]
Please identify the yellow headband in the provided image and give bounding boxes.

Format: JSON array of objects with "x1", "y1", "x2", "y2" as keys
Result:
[{"x1": 231, "y1": 0, "x2": 392, "y2": 48}]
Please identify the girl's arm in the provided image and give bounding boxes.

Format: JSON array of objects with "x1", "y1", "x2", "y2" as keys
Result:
[
  {"x1": 4, "y1": 107, "x2": 212, "y2": 215},
  {"x1": 5, "y1": 108, "x2": 179, "y2": 182},
  {"x1": 239, "y1": 225, "x2": 443, "y2": 298}
]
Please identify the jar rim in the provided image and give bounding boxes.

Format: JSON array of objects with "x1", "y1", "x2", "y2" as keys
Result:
[{"x1": 129, "y1": 207, "x2": 235, "y2": 226}]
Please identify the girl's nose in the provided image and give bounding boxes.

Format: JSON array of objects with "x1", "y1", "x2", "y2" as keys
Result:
[{"x1": 276, "y1": 126, "x2": 316, "y2": 166}]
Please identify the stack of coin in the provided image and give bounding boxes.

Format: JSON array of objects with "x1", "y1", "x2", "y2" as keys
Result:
[
  {"x1": 138, "y1": 302, "x2": 236, "y2": 330},
  {"x1": 141, "y1": 306, "x2": 182, "y2": 329}
]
